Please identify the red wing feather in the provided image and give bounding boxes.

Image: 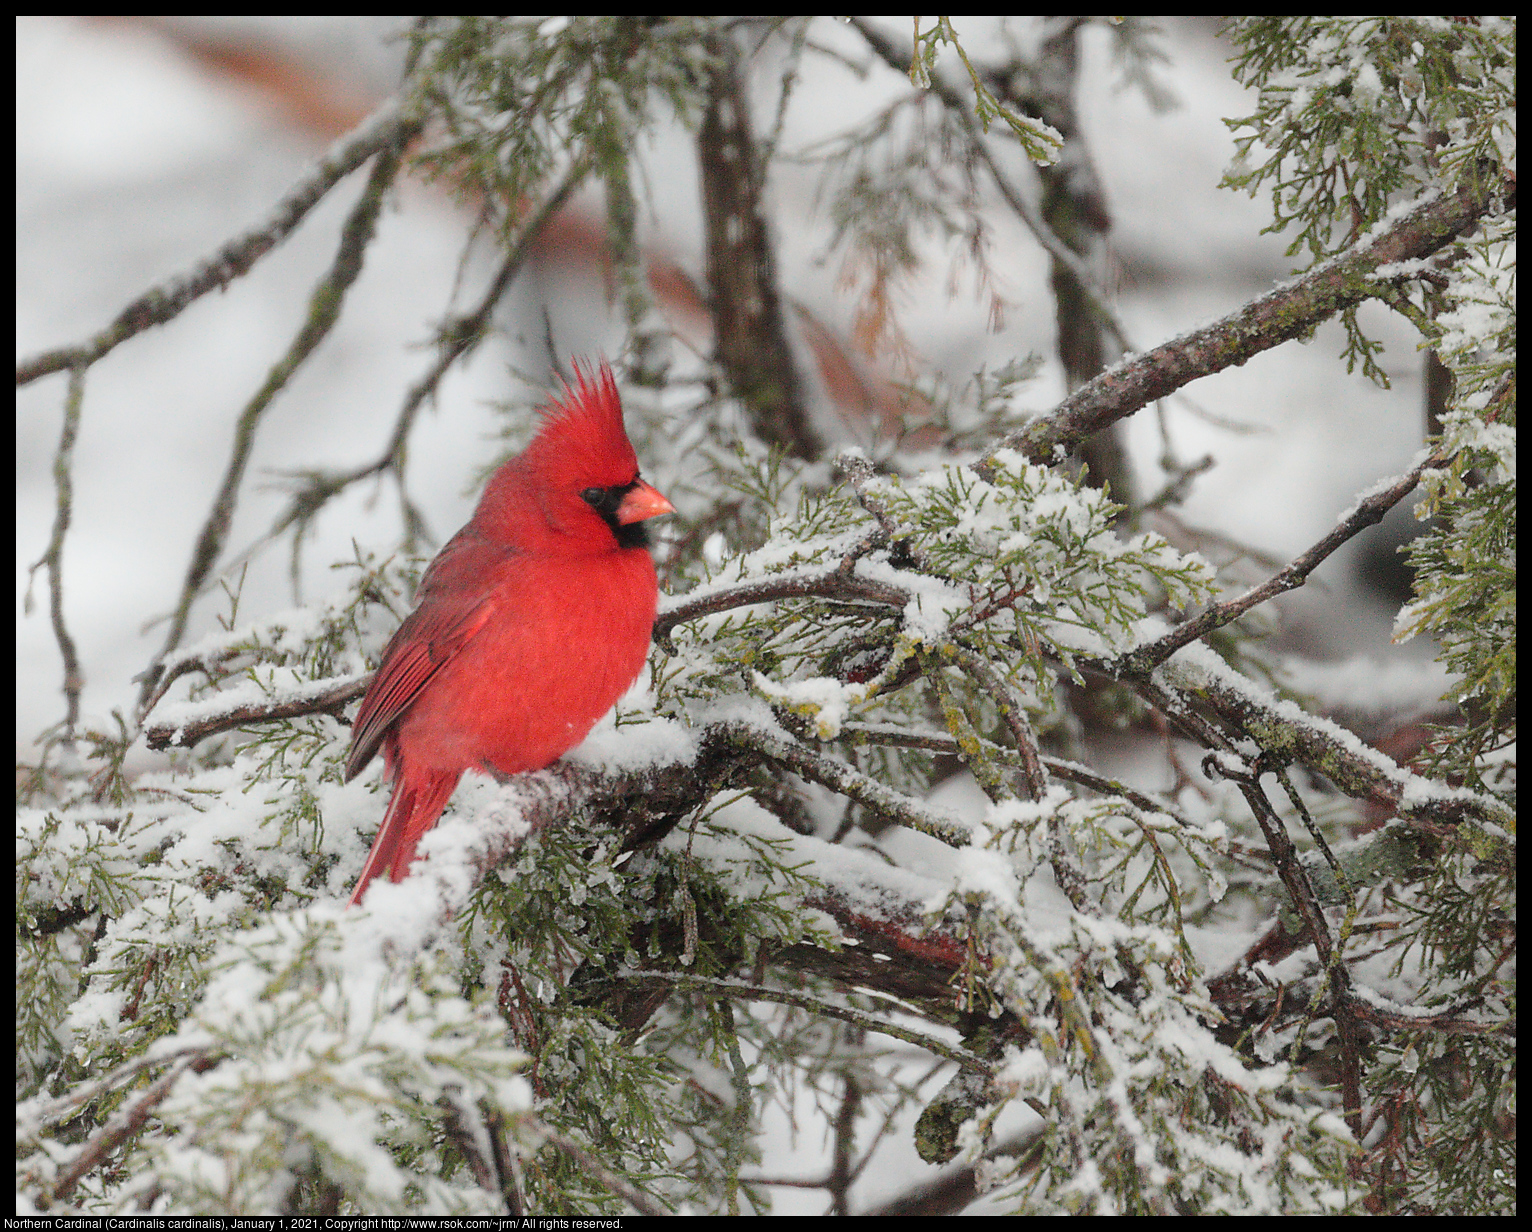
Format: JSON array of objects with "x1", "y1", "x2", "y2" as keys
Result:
[{"x1": 345, "y1": 535, "x2": 514, "y2": 781}]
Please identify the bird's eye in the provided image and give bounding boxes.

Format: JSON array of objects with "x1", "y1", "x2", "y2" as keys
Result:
[
  {"x1": 582, "y1": 480, "x2": 640, "y2": 517},
  {"x1": 581, "y1": 486, "x2": 622, "y2": 517}
]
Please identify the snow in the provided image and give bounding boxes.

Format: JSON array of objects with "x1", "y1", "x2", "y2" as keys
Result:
[
  {"x1": 748, "y1": 671, "x2": 866, "y2": 740},
  {"x1": 677, "y1": 786, "x2": 956, "y2": 934},
  {"x1": 1278, "y1": 652, "x2": 1455, "y2": 721},
  {"x1": 1158, "y1": 640, "x2": 1505, "y2": 818},
  {"x1": 566, "y1": 706, "x2": 697, "y2": 773},
  {"x1": 16, "y1": 16, "x2": 1509, "y2": 1216}
]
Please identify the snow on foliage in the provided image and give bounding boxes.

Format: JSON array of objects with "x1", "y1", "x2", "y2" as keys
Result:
[{"x1": 17, "y1": 15, "x2": 1513, "y2": 1218}]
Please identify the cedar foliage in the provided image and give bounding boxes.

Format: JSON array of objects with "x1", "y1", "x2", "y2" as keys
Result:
[{"x1": 18, "y1": 17, "x2": 1514, "y2": 1216}]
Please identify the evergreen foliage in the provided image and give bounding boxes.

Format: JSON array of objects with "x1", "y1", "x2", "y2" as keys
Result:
[{"x1": 18, "y1": 16, "x2": 1514, "y2": 1216}]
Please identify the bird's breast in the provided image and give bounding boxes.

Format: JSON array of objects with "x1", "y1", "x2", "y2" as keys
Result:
[{"x1": 392, "y1": 549, "x2": 659, "y2": 776}]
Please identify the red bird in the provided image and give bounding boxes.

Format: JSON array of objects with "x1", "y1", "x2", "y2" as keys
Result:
[{"x1": 344, "y1": 362, "x2": 673, "y2": 906}]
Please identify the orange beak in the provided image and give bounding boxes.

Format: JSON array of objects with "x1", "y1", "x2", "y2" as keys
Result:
[{"x1": 616, "y1": 478, "x2": 675, "y2": 526}]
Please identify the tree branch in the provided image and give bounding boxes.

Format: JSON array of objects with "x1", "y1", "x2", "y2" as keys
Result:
[
  {"x1": 518, "y1": 1112, "x2": 672, "y2": 1216},
  {"x1": 698, "y1": 29, "x2": 822, "y2": 460},
  {"x1": 136, "y1": 116, "x2": 421, "y2": 716},
  {"x1": 24, "y1": 364, "x2": 87, "y2": 733},
  {"x1": 714, "y1": 718, "x2": 973, "y2": 848},
  {"x1": 16, "y1": 99, "x2": 419, "y2": 387},
  {"x1": 261, "y1": 159, "x2": 592, "y2": 549},
  {"x1": 653, "y1": 563, "x2": 910, "y2": 649},
  {"x1": 1120, "y1": 448, "x2": 1452, "y2": 675},
  {"x1": 50, "y1": 1052, "x2": 220, "y2": 1204},
  {"x1": 142, "y1": 674, "x2": 365, "y2": 752},
  {"x1": 988, "y1": 173, "x2": 1503, "y2": 468},
  {"x1": 594, "y1": 971, "x2": 995, "y2": 1075},
  {"x1": 1145, "y1": 653, "x2": 1515, "y2": 840}
]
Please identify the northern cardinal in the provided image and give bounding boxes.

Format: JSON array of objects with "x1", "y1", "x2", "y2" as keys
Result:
[{"x1": 344, "y1": 362, "x2": 673, "y2": 906}]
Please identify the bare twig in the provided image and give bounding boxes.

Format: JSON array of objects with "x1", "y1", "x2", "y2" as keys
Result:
[
  {"x1": 17, "y1": 100, "x2": 418, "y2": 387},
  {"x1": 835, "y1": 450, "x2": 931, "y2": 569},
  {"x1": 1120, "y1": 449, "x2": 1452, "y2": 675},
  {"x1": 842, "y1": 719, "x2": 1224, "y2": 840},
  {"x1": 1194, "y1": 752, "x2": 1361, "y2": 1112},
  {"x1": 137, "y1": 115, "x2": 422, "y2": 717},
  {"x1": 597, "y1": 971, "x2": 995, "y2": 1076},
  {"x1": 24, "y1": 364, "x2": 87, "y2": 733},
  {"x1": 263, "y1": 158, "x2": 593, "y2": 549}
]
